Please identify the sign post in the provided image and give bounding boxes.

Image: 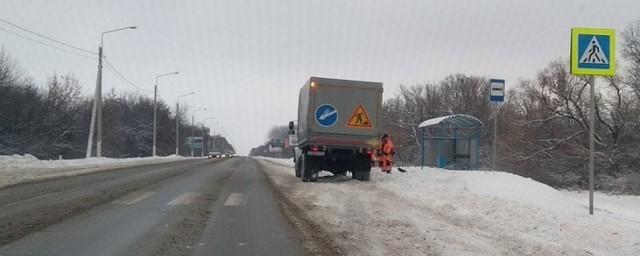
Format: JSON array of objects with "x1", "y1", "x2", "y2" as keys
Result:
[
  {"x1": 185, "y1": 136, "x2": 203, "y2": 157},
  {"x1": 570, "y1": 27, "x2": 616, "y2": 215},
  {"x1": 489, "y1": 79, "x2": 505, "y2": 171}
]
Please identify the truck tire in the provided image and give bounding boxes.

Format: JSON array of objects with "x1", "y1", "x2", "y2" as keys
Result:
[
  {"x1": 294, "y1": 156, "x2": 302, "y2": 178},
  {"x1": 351, "y1": 170, "x2": 361, "y2": 180},
  {"x1": 352, "y1": 158, "x2": 371, "y2": 181},
  {"x1": 301, "y1": 154, "x2": 310, "y2": 182},
  {"x1": 359, "y1": 169, "x2": 371, "y2": 181},
  {"x1": 310, "y1": 167, "x2": 319, "y2": 182},
  {"x1": 301, "y1": 154, "x2": 319, "y2": 182},
  {"x1": 360, "y1": 159, "x2": 371, "y2": 181}
]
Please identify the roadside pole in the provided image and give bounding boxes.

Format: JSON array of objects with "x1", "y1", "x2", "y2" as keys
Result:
[
  {"x1": 153, "y1": 72, "x2": 180, "y2": 156},
  {"x1": 492, "y1": 107, "x2": 498, "y2": 171},
  {"x1": 489, "y1": 79, "x2": 505, "y2": 171},
  {"x1": 153, "y1": 81, "x2": 157, "y2": 156},
  {"x1": 201, "y1": 123, "x2": 205, "y2": 157},
  {"x1": 570, "y1": 27, "x2": 615, "y2": 215},
  {"x1": 176, "y1": 102, "x2": 180, "y2": 155},
  {"x1": 86, "y1": 26, "x2": 136, "y2": 158},
  {"x1": 191, "y1": 115, "x2": 194, "y2": 157},
  {"x1": 589, "y1": 76, "x2": 595, "y2": 215},
  {"x1": 86, "y1": 46, "x2": 102, "y2": 158}
]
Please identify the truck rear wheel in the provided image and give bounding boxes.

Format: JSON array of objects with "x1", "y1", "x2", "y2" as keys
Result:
[
  {"x1": 301, "y1": 154, "x2": 310, "y2": 182},
  {"x1": 352, "y1": 158, "x2": 371, "y2": 181},
  {"x1": 302, "y1": 154, "x2": 319, "y2": 182},
  {"x1": 294, "y1": 156, "x2": 302, "y2": 177},
  {"x1": 359, "y1": 169, "x2": 371, "y2": 181},
  {"x1": 300, "y1": 154, "x2": 320, "y2": 182}
]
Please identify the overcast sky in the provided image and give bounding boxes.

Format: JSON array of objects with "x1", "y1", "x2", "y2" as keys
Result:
[{"x1": 1, "y1": 0, "x2": 639, "y2": 155}]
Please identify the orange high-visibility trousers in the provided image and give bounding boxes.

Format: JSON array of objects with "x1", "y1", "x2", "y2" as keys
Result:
[
  {"x1": 380, "y1": 154, "x2": 393, "y2": 173},
  {"x1": 380, "y1": 138, "x2": 395, "y2": 173}
]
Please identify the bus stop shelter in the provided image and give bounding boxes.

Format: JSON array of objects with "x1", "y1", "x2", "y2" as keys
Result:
[{"x1": 418, "y1": 114, "x2": 484, "y2": 170}]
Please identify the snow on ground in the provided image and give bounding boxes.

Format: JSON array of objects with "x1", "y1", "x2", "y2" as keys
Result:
[
  {"x1": 0, "y1": 154, "x2": 191, "y2": 188},
  {"x1": 256, "y1": 156, "x2": 640, "y2": 256}
]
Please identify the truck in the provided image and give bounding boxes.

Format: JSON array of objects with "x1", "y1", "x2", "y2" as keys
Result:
[{"x1": 289, "y1": 77, "x2": 383, "y2": 182}]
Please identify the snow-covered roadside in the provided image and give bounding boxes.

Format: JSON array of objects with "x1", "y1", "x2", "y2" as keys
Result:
[
  {"x1": 561, "y1": 190, "x2": 640, "y2": 223},
  {"x1": 0, "y1": 154, "x2": 194, "y2": 188},
  {"x1": 256, "y1": 157, "x2": 640, "y2": 256}
]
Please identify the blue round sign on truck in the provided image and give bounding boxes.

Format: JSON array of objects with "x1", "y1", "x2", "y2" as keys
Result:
[{"x1": 315, "y1": 104, "x2": 338, "y2": 127}]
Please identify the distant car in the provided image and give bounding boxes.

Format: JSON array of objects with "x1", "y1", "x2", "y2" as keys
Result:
[{"x1": 208, "y1": 152, "x2": 222, "y2": 159}]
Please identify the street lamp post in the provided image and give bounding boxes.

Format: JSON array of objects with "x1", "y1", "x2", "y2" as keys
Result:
[
  {"x1": 86, "y1": 26, "x2": 136, "y2": 158},
  {"x1": 175, "y1": 92, "x2": 195, "y2": 156},
  {"x1": 212, "y1": 126, "x2": 225, "y2": 153},
  {"x1": 190, "y1": 108, "x2": 206, "y2": 157},
  {"x1": 202, "y1": 117, "x2": 216, "y2": 157},
  {"x1": 152, "y1": 71, "x2": 180, "y2": 156}
]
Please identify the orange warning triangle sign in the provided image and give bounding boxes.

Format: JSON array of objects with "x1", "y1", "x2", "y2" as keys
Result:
[{"x1": 347, "y1": 104, "x2": 373, "y2": 128}]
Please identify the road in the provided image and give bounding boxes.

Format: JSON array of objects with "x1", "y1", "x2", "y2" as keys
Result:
[{"x1": 0, "y1": 157, "x2": 304, "y2": 256}]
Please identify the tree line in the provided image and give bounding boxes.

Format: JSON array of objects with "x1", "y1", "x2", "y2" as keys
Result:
[
  {"x1": 383, "y1": 20, "x2": 640, "y2": 193},
  {"x1": 0, "y1": 49, "x2": 234, "y2": 159},
  {"x1": 254, "y1": 20, "x2": 640, "y2": 194}
]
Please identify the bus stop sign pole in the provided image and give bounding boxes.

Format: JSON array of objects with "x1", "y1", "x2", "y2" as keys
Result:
[{"x1": 489, "y1": 79, "x2": 505, "y2": 171}]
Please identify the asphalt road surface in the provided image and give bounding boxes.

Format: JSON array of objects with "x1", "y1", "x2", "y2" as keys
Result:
[{"x1": 0, "y1": 157, "x2": 303, "y2": 256}]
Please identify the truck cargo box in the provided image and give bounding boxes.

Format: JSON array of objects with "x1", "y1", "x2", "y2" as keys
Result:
[{"x1": 297, "y1": 77, "x2": 383, "y2": 150}]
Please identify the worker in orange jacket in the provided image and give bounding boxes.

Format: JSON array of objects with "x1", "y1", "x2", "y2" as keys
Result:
[{"x1": 379, "y1": 134, "x2": 395, "y2": 174}]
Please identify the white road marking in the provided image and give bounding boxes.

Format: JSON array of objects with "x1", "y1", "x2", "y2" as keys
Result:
[
  {"x1": 223, "y1": 193, "x2": 247, "y2": 206},
  {"x1": 113, "y1": 191, "x2": 155, "y2": 205},
  {"x1": 167, "y1": 192, "x2": 200, "y2": 206}
]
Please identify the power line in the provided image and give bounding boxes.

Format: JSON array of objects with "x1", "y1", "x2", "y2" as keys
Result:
[
  {"x1": 0, "y1": 20, "x2": 149, "y2": 95},
  {"x1": 0, "y1": 25, "x2": 96, "y2": 61},
  {"x1": 103, "y1": 59, "x2": 152, "y2": 94},
  {"x1": 0, "y1": 17, "x2": 96, "y2": 55},
  {"x1": 0, "y1": 18, "x2": 151, "y2": 95}
]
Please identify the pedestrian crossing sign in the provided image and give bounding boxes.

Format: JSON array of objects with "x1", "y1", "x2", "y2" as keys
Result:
[{"x1": 571, "y1": 27, "x2": 615, "y2": 76}]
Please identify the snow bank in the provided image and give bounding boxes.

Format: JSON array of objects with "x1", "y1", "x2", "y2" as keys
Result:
[
  {"x1": 382, "y1": 167, "x2": 588, "y2": 214},
  {"x1": 0, "y1": 154, "x2": 190, "y2": 188},
  {"x1": 257, "y1": 157, "x2": 640, "y2": 256},
  {"x1": 253, "y1": 156, "x2": 294, "y2": 167}
]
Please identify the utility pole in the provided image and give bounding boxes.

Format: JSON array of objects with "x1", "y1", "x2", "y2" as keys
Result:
[
  {"x1": 190, "y1": 108, "x2": 206, "y2": 157},
  {"x1": 86, "y1": 26, "x2": 136, "y2": 158},
  {"x1": 153, "y1": 80, "x2": 157, "y2": 156},
  {"x1": 176, "y1": 101, "x2": 179, "y2": 155},
  {"x1": 86, "y1": 45, "x2": 102, "y2": 158},
  {"x1": 152, "y1": 72, "x2": 179, "y2": 156},
  {"x1": 212, "y1": 132, "x2": 216, "y2": 152},
  {"x1": 201, "y1": 123, "x2": 205, "y2": 157},
  {"x1": 175, "y1": 92, "x2": 194, "y2": 156},
  {"x1": 589, "y1": 76, "x2": 596, "y2": 215},
  {"x1": 200, "y1": 117, "x2": 216, "y2": 157},
  {"x1": 191, "y1": 114, "x2": 194, "y2": 157}
]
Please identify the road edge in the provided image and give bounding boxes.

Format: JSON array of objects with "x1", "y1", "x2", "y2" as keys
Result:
[
  {"x1": 0, "y1": 158, "x2": 199, "y2": 190},
  {"x1": 256, "y1": 159, "x2": 345, "y2": 256}
]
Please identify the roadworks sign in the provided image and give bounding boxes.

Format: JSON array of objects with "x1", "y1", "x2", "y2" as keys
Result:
[
  {"x1": 571, "y1": 27, "x2": 615, "y2": 76},
  {"x1": 347, "y1": 104, "x2": 373, "y2": 128}
]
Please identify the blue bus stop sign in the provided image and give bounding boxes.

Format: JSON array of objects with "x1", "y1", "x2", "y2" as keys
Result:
[
  {"x1": 315, "y1": 104, "x2": 338, "y2": 127},
  {"x1": 489, "y1": 79, "x2": 505, "y2": 105}
]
